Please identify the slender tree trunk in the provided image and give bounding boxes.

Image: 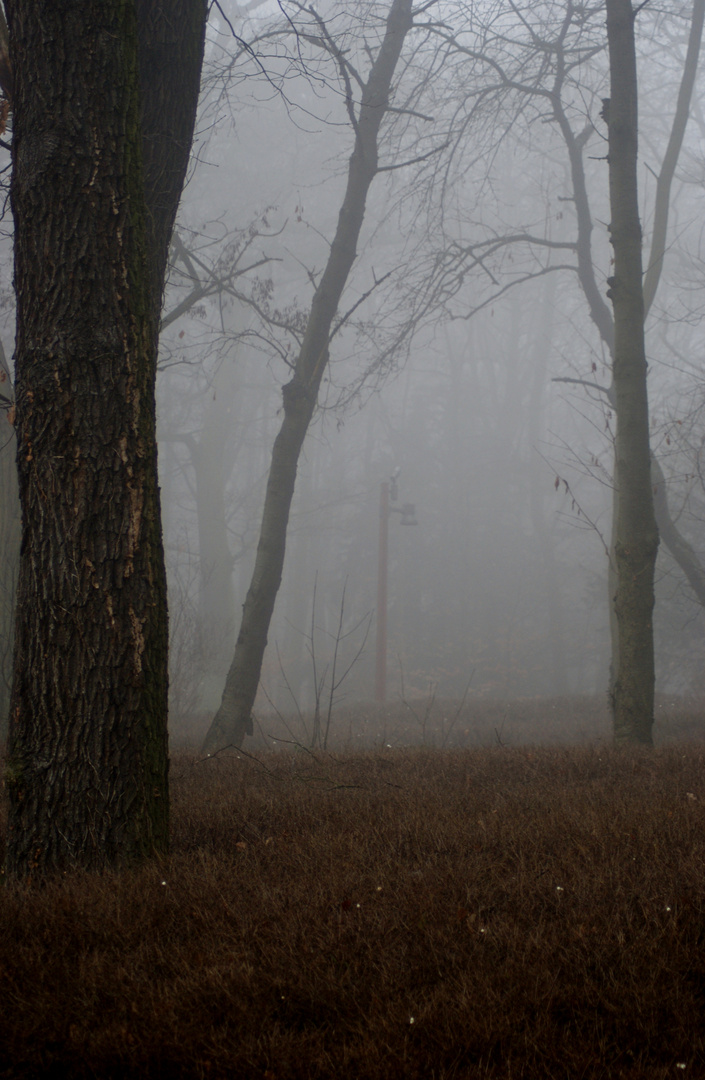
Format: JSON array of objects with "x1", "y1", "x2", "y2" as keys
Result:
[
  {"x1": 0, "y1": 344, "x2": 19, "y2": 741},
  {"x1": 605, "y1": 0, "x2": 659, "y2": 744},
  {"x1": 550, "y1": 3, "x2": 703, "y2": 732},
  {"x1": 651, "y1": 454, "x2": 705, "y2": 606},
  {"x1": 202, "y1": 0, "x2": 414, "y2": 754},
  {"x1": 175, "y1": 361, "x2": 240, "y2": 712},
  {"x1": 4, "y1": 0, "x2": 206, "y2": 877},
  {"x1": 607, "y1": 0, "x2": 704, "y2": 717},
  {"x1": 642, "y1": 0, "x2": 705, "y2": 315}
]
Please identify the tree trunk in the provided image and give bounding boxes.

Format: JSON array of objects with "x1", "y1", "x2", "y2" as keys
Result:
[
  {"x1": 4, "y1": 0, "x2": 206, "y2": 877},
  {"x1": 136, "y1": 0, "x2": 208, "y2": 339},
  {"x1": 549, "y1": 3, "x2": 703, "y2": 733},
  {"x1": 607, "y1": 0, "x2": 704, "y2": 718},
  {"x1": 174, "y1": 360, "x2": 240, "y2": 712},
  {"x1": 605, "y1": 0, "x2": 659, "y2": 744},
  {"x1": 651, "y1": 454, "x2": 705, "y2": 607},
  {"x1": 202, "y1": 0, "x2": 414, "y2": 754},
  {"x1": 642, "y1": 0, "x2": 705, "y2": 315},
  {"x1": 0, "y1": 344, "x2": 19, "y2": 741}
]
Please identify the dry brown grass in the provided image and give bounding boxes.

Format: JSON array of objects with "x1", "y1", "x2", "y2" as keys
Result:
[{"x1": 2, "y1": 700, "x2": 705, "y2": 1078}]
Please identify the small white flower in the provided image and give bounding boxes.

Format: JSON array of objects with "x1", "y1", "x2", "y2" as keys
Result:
[
  {"x1": 356, "y1": 903, "x2": 361, "y2": 908},
  {"x1": 377, "y1": 886, "x2": 383, "y2": 891},
  {"x1": 556, "y1": 886, "x2": 564, "y2": 892},
  {"x1": 676, "y1": 1065, "x2": 686, "y2": 1070},
  {"x1": 666, "y1": 906, "x2": 672, "y2": 912},
  {"x1": 409, "y1": 1017, "x2": 415, "y2": 1024},
  {"x1": 161, "y1": 881, "x2": 167, "y2": 886}
]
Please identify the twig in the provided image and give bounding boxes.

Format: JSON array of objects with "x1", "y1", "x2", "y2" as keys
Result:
[{"x1": 440, "y1": 672, "x2": 474, "y2": 749}]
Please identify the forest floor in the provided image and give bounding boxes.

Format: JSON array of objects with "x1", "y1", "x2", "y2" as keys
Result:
[
  {"x1": 2, "y1": 699, "x2": 705, "y2": 1078},
  {"x1": 170, "y1": 691, "x2": 705, "y2": 751}
]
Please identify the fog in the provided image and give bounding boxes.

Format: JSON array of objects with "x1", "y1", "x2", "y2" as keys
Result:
[{"x1": 18, "y1": 1, "x2": 705, "y2": 737}]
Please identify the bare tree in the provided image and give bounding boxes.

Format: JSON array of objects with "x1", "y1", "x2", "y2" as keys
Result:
[
  {"x1": 422, "y1": 0, "x2": 704, "y2": 738},
  {"x1": 202, "y1": 0, "x2": 416, "y2": 753},
  {"x1": 604, "y1": 0, "x2": 658, "y2": 744}
]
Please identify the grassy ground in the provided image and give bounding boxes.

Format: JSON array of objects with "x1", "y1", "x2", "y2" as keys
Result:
[
  {"x1": 171, "y1": 692, "x2": 705, "y2": 751},
  {"x1": 2, "y1": 699, "x2": 705, "y2": 1078}
]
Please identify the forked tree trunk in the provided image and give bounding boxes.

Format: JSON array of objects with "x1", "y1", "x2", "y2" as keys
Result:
[
  {"x1": 4, "y1": 0, "x2": 206, "y2": 877},
  {"x1": 136, "y1": 0, "x2": 208, "y2": 338},
  {"x1": 202, "y1": 0, "x2": 414, "y2": 754},
  {"x1": 605, "y1": 0, "x2": 659, "y2": 744}
]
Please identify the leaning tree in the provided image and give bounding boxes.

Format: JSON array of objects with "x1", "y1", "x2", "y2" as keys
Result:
[{"x1": 202, "y1": 0, "x2": 419, "y2": 754}]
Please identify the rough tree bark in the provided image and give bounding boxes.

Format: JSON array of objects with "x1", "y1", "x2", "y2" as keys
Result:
[
  {"x1": 0, "y1": 0, "x2": 207, "y2": 749},
  {"x1": 202, "y1": 0, "x2": 414, "y2": 754},
  {"x1": 605, "y1": 0, "x2": 659, "y2": 744},
  {"x1": 3, "y1": 0, "x2": 206, "y2": 877}
]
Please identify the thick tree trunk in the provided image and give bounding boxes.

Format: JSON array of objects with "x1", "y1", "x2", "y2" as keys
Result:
[
  {"x1": 4, "y1": 0, "x2": 206, "y2": 877},
  {"x1": 605, "y1": 0, "x2": 659, "y2": 744},
  {"x1": 1, "y1": 2, "x2": 207, "y2": 751},
  {"x1": 202, "y1": 0, "x2": 414, "y2": 754}
]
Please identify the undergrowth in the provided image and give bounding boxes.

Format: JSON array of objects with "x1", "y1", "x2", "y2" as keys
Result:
[{"x1": 1, "y1": 726, "x2": 705, "y2": 1077}]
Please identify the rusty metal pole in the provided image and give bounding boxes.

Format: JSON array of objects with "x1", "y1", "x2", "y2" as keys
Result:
[{"x1": 375, "y1": 481, "x2": 389, "y2": 702}]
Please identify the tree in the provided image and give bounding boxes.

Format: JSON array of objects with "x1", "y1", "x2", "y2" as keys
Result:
[
  {"x1": 166, "y1": 360, "x2": 241, "y2": 714},
  {"x1": 0, "y1": 10, "x2": 16, "y2": 741},
  {"x1": 605, "y1": 0, "x2": 659, "y2": 744},
  {"x1": 3, "y1": 0, "x2": 207, "y2": 877},
  {"x1": 0, "y1": 340, "x2": 18, "y2": 740},
  {"x1": 155, "y1": 217, "x2": 287, "y2": 719},
  {"x1": 425, "y1": 0, "x2": 704, "y2": 738},
  {"x1": 202, "y1": 0, "x2": 416, "y2": 754}
]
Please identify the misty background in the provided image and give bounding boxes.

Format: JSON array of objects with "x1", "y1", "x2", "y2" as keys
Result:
[{"x1": 6, "y1": 0, "x2": 705, "y2": 737}]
